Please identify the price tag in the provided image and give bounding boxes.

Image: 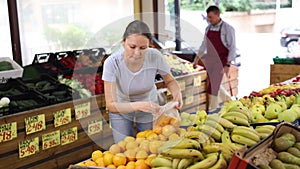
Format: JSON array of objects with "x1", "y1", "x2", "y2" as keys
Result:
[
  {"x1": 25, "y1": 114, "x2": 46, "y2": 135},
  {"x1": 0, "y1": 122, "x2": 17, "y2": 143},
  {"x1": 54, "y1": 108, "x2": 71, "y2": 127},
  {"x1": 19, "y1": 137, "x2": 39, "y2": 158},
  {"x1": 193, "y1": 76, "x2": 202, "y2": 87},
  {"x1": 179, "y1": 80, "x2": 186, "y2": 91},
  {"x1": 185, "y1": 94, "x2": 194, "y2": 105},
  {"x1": 75, "y1": 102, "x2": 91, "y2": 120},
  {"x1": 88, "y1": 120, "x2": 102, "y2": 135},
  {"x1": 61, "y1": 127, "x2": 78, "y2": 145},
  {"x1": 42, "y1": 130, "x2": 60, "y2": 150}
]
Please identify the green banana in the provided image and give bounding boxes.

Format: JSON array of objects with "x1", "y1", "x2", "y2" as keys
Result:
[
  {"x1": 224, "y1": 142, "x2": 244, "y2": 152},
  {"x1": 206, "y1": 114, "x2": 221, "y2": 122},
  {"x1": 288, "y1": 147, "x2": 300, "y2": 158},
  {"x1": 232, "y1": 126, "x2": 260, "y2": 142},
  {"x1": 152, "y1": 167, "x2": 173, "y2": 169},
  {"x1": 158, "y1": 138, "x2": 201, "y2": 152},
  {"x1": 270, "y1": 159, "x2": 285, "y2": 169},
  {"x1": 203, "y1": 143, "x2": 233, "y2": 155},
  {"x1": 223, "y1": 116, "x2": 250, "y2": 126},
  {"x1": 222, "y1": 111, "x2": 249, "y2": 121},
  {"x1": 219, "y1": 117, "x2": 236, "y2": 129},
  {"x1": 294, "y1": 142, "x2": 300, "y2": 150},
  {"x1": 231, "y1": 134, "x2": 257, "y2": 147},
  {"x1": 208, "y1": 153, "x2": 227, "y2": 169},
  {"x1": 204, "y1": 120, "x2": 225, "y2": 133},
  {"x1": 278, "y1": 152, "x2": 300, "y2": 165},
  {"x1": 283, "y1": 163, "x2": 300, "y2": 169},
  {"x1": 178, "y1": 158, "x2": 194, "y2": 169},
  {"x1": 198, "y1": 125, "x2": 222, "y2": 141},
  {"x1": 161, "y1": 149, "x2": 204, "y2": 159},
  {"x1": 187, "y1": 153, "x2": 219, "y2": 169},
  {"x1": 221, "y1": 130, "x2": 231, "y2": 143},
  {"x1": 184, "y1": 131, "x2": 209, "y2": 141},
  {"x1": 255, "y1": 127, "x2": 273, "y2": 134},
  {"x1": 227, "y1": 106, "x2": 251, "y2": 119},
  {"x1": 151, "y1": 157, "x2": 173, "y2": 168},
  {"x1": 172, "y1": 158, "x2": 180, "y2": 169},
  {"x1": 257, "y1": 164, "x2": 272, "y2": 169}
]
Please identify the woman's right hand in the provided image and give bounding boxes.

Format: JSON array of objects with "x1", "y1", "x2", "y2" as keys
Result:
[{"x1": 135, "y1": 101, "x2": 161, "y2": 115}]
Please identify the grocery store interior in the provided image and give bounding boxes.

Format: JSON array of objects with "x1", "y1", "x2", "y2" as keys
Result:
[{"x1": 1, "y1": 0, "x2": 300, "y2": 169}]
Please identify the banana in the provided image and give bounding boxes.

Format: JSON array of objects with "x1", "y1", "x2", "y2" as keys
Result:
[
  {"x1": 152, "y1": 167, "x2": 173, "y2": 169},
  {"x1": 222, "y1": 111, "x2": 249, "y2": 121},
  {"x1": 161, "y1": 149, "x2": 204, "y2": 160},
  {"x1": 257, "y1": 132, "x2": 270, "y2": 139},
  {"x1": 209, "y1": 153, "x2": 227, "y2": 169},
  {"x1": 206, "y1": 114, "x2": 221, "y2": 122},
  {"x1": 221, "y1": 130, "x2": 231, "y2": 143},
  {"x1": 227, "y1": 107, "x2": 251, "y2": 119},
  {"x1": 219, "y1": 117, "x2": 236, "y2": 129},
  {"x1": 223, "y1": 116, "x2": 250, "y2": 126},
  {"x1": 187, "y1": 153, "x2": 219, "y2": 169},
  {"x1": 184, "y1": 131, "x2": 210, "y2": 141},
  {"x1": 258, "y1": 125, "x2": 275, "y2": 131},
  {"x1": 178, "y1": 158, "x2": 194, "y2": 169},
  {"x1": 158, "y1": 138, "x2": 201, "y2": 152},
  {"x1": 232, "y1": 126, "x2": 260, "y2": 142},
  {"x1": 231, "y1": 134, "x2": 257, "y2": 147},
  {"x1": 203, "y1": 143, "x2": 233, "y2": 155},
  {"x1": 198, "y1": 125, "x2": 221, "y2": 141},
  {"x1": 255, "y1": 127, "x2": 273, "y2": 134},
  {"x1": 224, "y1": 142, "x2": 244, "y2": 152},
  {"x1": 151, "y1": 157, "x2": 173, "y2": 168},
  {"x1": 172, "y1": 159, "x2": 180, "y2": 169},
  {"x1": 204, "y1": 120, "x2": 225, "y2": 133}
]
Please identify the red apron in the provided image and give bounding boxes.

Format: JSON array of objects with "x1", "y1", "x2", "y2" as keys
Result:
[{"x1": 204, "y1": 23, "x2": 229, "y2": 95}]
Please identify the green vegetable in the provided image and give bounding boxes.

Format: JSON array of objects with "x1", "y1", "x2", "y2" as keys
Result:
[{"x1": 0, "y1": 61, "x2": 13, "y2": 71}]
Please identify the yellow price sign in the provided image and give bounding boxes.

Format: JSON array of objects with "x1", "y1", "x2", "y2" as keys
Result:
[
  {"x1": 179, "y1": 80, "x2": 186, "y2": 91},
  {"x1": 75, "y1": 102, "x2": 91, "y2": 120},
  {"x1": 185, "y1": 94, "x2": 194, "y2": 105},
  {"x1": 61, "y1": 127, "x2": 78, "y2": 146},
  {"x1": 42, "y1": 130, "x2": 60, "y2": 150},
  {"x1": 54, "y1": 108, "x2": 71, "y2": 127},
  {"x1": 88, "y1": 120, "x2": 102, "y2": 136},
  {"x1": 0, "y1": 122, "x2": 17, "y2": 143},
  {"x1": 193, "y1": 76, "x2": 202, "y2": 87},
  {"x1": 19, "y1": 137, "x2": 39, "y2": 158},
  {"x1": 25, "y1": 114, "x2": 46, "y2": 135}
]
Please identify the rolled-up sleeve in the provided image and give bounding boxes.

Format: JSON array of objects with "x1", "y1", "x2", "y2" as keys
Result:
[
  {"x1": 224, "y1": 25, "x2": 236, "y2": 62},
  {"x1": 102, "y1": 57, "x2": 116, "y2": 82}
]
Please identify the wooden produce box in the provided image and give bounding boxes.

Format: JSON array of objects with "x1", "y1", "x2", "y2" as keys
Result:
[
  {"x1": 270, "y1": 64, "x2": 300, "y2": 84},
  {"x1": 156, "y1": 71, "x2": 208, "y2": 113},
  {"x1": 222, "y1": 65, "x2": 239, "y2": 97},
  {"x1": 0, "y1": 95, "x2": 113, "y2": 169}
]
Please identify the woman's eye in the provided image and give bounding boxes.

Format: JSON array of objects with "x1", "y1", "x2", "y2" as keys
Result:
[
  {"x1": 130, "y1": 46, "x2": 135, "y2": 49},
  {"x1": 140, "y1": 47, "x2": 147, "y2": 50}
]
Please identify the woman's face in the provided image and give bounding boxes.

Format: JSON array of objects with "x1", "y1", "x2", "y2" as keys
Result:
[{"x1": 123, "y1": 34, "x2": 149, "y2": 62}]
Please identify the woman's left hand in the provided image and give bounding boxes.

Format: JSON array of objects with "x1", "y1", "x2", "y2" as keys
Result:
[{"x1": 173, "y1": 92, "x2": 183, "y2": 110}]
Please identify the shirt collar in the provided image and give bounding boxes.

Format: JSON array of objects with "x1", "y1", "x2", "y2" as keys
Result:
[{"x1": 211, "y1": 19, "x2": 223, "y2": 28}]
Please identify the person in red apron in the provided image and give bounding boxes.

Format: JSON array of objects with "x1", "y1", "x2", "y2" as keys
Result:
[{"x1": 193, "y1": 5, "x2": 236, "y2": 113}]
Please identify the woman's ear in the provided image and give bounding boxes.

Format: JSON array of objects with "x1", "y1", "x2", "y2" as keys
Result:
[{"x1": 122, "y1": 38, "x2": 125, "y2": 47}]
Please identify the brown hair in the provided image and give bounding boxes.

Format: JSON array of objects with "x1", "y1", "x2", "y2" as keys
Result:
[
  {"x1": 123, "y1": 20, "x2": 152, "y2": 42},
  {"x1": 206, "y1": 5, "x2": 220, "y2": 14}
]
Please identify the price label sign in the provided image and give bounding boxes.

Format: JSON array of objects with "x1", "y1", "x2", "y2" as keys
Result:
[
  {"x1": 179, "y1": 80, "x2": 186, "y2": 91},
  {"x1": 193, "y1": 76, "x2": 202, "y2": 87},
  {"x1": 42, "y1": 130, "x2": 60, "y2": 150},
  {"x1": 25, "y1": 114, "x2": 46, "y2": 135},
  {"x1": 88, "y1": 120, "x2": 102, "y2": 136},
  {"x1": 61, "y1": 127, "x2": 78, "y2": 146},
  {"x1": 54, "y1": 108, "x2": 71, "y2": 127},
  {"x1": 185, "y1": 94, "x2": 194, "y2": 105},
  {"x1": 19, "y1": 137, "x2": 39, "y2": 158},
  {"x1": 75, "y1": 102, "x2": 91, "y2": 120},
  {"x1": 0, "y1": 122, "x2": 17, "y2": 143}
]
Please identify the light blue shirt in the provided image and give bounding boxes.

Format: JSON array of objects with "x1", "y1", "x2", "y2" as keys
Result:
[
  {"x1": 102, "y1": 48, "x2": 170, "y2": 102},
  {"x1": 199, "y1": 20, "x2": 236, "y2": 62}
]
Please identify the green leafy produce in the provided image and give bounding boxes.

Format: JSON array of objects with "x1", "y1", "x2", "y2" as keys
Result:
[{"x1": 0, "y1": 61, "x2": 13, "y2": 71}]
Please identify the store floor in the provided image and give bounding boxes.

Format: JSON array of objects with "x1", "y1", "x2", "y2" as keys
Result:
[{"x1": 237, "y1": 33, "x2": 287, "y2": 98}]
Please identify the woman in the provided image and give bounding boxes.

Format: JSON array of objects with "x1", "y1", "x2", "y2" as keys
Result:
[{"x1": 102, "y1": 20, "x2": 183, "y2": 143}]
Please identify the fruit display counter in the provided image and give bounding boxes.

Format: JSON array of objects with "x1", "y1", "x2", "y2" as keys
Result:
[{"x1": 270, "y1": 64, "x2": 300, "y2": 84}]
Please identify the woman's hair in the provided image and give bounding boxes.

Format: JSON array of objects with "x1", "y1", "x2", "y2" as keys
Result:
[{"x1": 123, "y1": 20, "x2": 152, "y2": 42}]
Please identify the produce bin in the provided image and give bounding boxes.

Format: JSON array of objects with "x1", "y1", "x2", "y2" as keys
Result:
[{"x1": 0, "y1": 57, "x2": 24, "y2": 83}]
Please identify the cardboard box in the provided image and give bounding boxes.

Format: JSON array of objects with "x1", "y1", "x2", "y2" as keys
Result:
[
  {"x1": 228, "y1": 122, "x2": 300, "y2": 169},
  {"x1": 0, "y1": 57, "x2": 23, "y2": 83}
]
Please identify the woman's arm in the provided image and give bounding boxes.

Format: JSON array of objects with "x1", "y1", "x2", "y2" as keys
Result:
[
  {"x1": 104, "y1": 81, "x2": 160, "y2": 114},
  {"x1": 161, "y1": 73, "x2": 183, "y2": 109}
]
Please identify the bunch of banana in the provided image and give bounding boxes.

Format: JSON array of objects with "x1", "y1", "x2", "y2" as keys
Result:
[
  {"x1": 231, "y1": 126, "x2": 260, "y2": 147},
  {"x1": 220, "y1": 104, "x2": 251, "y2": 126},
  {"x1": 254, "y1": 125, "x2": 275, "y2": 139},
  {"x1": 187, "y1": 152, "x2": 227, "y2": 169}
]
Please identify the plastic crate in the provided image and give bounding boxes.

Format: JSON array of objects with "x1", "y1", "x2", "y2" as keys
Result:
[
  {"x1": 40, "y1": 84, "x2": 81, "y2": 104},
  {"x1": 0, "y1": 79, "x2": 29, "y2": 97},
  {"x1": 0, "y1": 57, "x2": 23, "y2": 83},
  {"x1": 19, "y1": 74, "x2": 60, "y2": 92},
  {"x1": 273, "y1": 57, "x2": 295, "y2": 64}
]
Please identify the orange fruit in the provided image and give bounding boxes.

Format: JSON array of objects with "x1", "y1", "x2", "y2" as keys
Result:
[
  {"x1": 139, "y1": 140, "x2": 150, "y2": 152},
  {"x1": 107, "y1": 164, "x2": 117, "y2": 168},
  {"x1": 170, "y1": 118, "x2": 180, "y2": 126},
  {"x1": 95, "y1": 157, "x2": 105, "y2": 167},
  {"x1": 124, "y1": 136, "x2": 135, "y2": 143},
  {"x1": 76, "y1": 162, "x2": 85, "y2": 166},
  {"x1": 113, "y1": 153, "x2": 127, "y2": 167},
  {"x1": 149, "y1": 141, "x2": 163, "y2": 154},
  {"x1": 103, "y1": 152, "x2": 114, "y2": 166},
  {"x1": 125, "y1": 161, "x2": 135, "y2": 169},
  {"x1": 135, "y1": 138, "x2": 145, "y2": 144},
  {"x1": 117, "y1": 165, "x2": 126, "y2": 169},
  {"x1": 85, "y1": 160, "x2": 97, "y2": 166},
  {"x1": 158, "y1": 134, "x2": 167, "y2": 141},
  {"x1": 145, "y1": 154, "x2": 157, "y2": 166},
  {"x1": 135, "y1": 159, "x2": 150, "y2": 169},
  {"x1": 152, "y1": 126, "x2": 162, "y2": 135},
  {"x1": 92, "y1": 150, "x2": 103, "y2": 161},
  {"x1": 146, "y1": 132, "x2": 158, "y2": 140},
  {"x1": 135, "y1": 150, "x2": 148, "y2": 160},
  {"x1": 168, "y1": 133, "x2": 180, "y2": 140},
  {"x1": 136, "y1": 131, "x2": 146, "y2": 138},
  {"x1": 162, "y1": 125, "x2": 176, "y2": 137},
  {"x1": 157, "y1": 115, "x2": 171, "y2": 126},
  {"x1": 110, "y1": 144, "x2": 122, "y2": 154},
  {"x1": 124, "y1": 149, "x2": 136, "y2": 161},
  {"x1": 126, "y1": 141, "x2": 139, "y2": 150},
  {"x1": 118, "y1": 141, "x2": 127, "y2": 152}
]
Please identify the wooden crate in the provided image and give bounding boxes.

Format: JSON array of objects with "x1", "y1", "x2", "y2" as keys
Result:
[
  {"x1": 222, "y1": 65, "x2": 239, "y2": 97},
  {"x1": 270, "y1": 64, "x2": 300, "y2": 84},
  {"x1": 0, "y1": 95, "x2": 113, "y2": 169}
]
